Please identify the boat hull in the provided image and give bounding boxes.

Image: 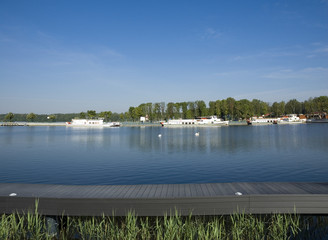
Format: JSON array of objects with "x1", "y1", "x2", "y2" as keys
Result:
[{"x1": 306, "y1": 119, "x2": 328, "y2": 123}]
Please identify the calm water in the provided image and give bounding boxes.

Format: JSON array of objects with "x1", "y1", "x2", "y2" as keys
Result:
[{"x1": 0, "y1": 124, "x2": 327, "y2": 185}]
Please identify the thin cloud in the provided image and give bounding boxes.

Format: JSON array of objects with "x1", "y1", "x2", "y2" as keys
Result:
[
  {"x1": 302, "y1": 67, "x2": 328, "y2": 73},
  {"x1": 263, "y1": 67, "x2": 328, "y2": 80},
  {"x1": 313, "y1": 47, "x2": 328, "y2": 53},
  {"x1": 202, "y1": 28, "x2": 222, "y2": 39},
  {"x1": 101, "y1": 47, "x2": 125, "y2": 59},
  {"x1": 229, "y1": 46, "x2": 302, "y2": 62}
]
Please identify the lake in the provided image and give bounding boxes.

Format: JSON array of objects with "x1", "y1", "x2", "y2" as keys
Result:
[{"x1": 0, "y1": 124, "x2": 327, "y2": 185}]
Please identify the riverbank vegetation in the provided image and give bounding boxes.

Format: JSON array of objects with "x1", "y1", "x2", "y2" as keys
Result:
[
  {"x1": 1, "y1": 96, "x2": 327, "y2": 123},
  {"x1": 0, "y1": 209, "x2": 305, "y2": 240},
  {"x1": 2, "y1": 208, "x2": 328, "y2": 239}
]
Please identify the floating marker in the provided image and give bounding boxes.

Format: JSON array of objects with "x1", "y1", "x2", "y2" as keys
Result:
[
  {"x1": 9, "y1": 193, "x2": 17, "y2": 197},
  {"x1": 235, "y1": 192, "x2": 243, "y2": 196}
]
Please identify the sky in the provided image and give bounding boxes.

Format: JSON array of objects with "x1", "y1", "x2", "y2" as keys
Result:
[{"x1": 0, "y1": 0, "x2": 327, "y2": 114}]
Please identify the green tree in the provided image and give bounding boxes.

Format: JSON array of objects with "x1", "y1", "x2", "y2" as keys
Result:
[
  {"x1": 271, "y1": 101, "x2": 285, "y2": 117},
  {"x1": 304, "y1": 98, "x2": 314, "y2": 114},
  {"x1": 87, "y1": 110, "x2": 97, "y2": 119},
  {"x1": 251, "y1": 99, "x2": 268, "y2": 116},
  {"x1": 235, "y1": 99, "x2": 253, "y2": 119},
  {"x1": 153, "y1": 103, "x2": 162, "y2": 121},
  {"x1": 99, "y1": 111, "x2": 112, "y2": 121},
  {"x1": 26, "y1": 113, "x2": 36, "y2": 122},
  {"x1": 313, "y1": 96, "x2": 328, "y2": 113},
  {"x1": 4, "y1": 112, "x2": 14, "y2": 122},
  {"x1": 48, "y1": 114, "x2": 56, "y2": 122},
  {"x1": 133, "y1": 107, "x2": 144, "y2": 120},
  {"x1": 119, "y1": 113, "x2": 125, "y2": 121},
  {"x1": 180, "y1": 102, "x2": 188, "y2": 119},
  {"x1": 208, "y1": 101, "x2": 216, "y2": 116},
  {"x1": 220, "y1": 100, "x2": 228, "y2": 120},
  {"x1": 195, "y1": 100, "x2": 207, "y2": 117},
  {"x1": 79, "y1": 112, "x2": 86, "y2": 119},
  {"x1": 278, "y1": 101, "x2": 286, "y2": 116},
  {"x1": 128, "y1": 107, "x2": 136, "y2": 121},
  {"x1": 166, "y1": 102, "x2": 175, "y2": 119},
  {"x1": 215, "y1": 100, "x2": 222, "y2": 118},
  {"x1": 186, "y1": 102, "x2": 196, "y2": 119},
  {"x1": 174, "y1": 103, "x2": 181, "y2": 119},
  {"x1": 285, "y1": 99, "x2": 302, "y2": 114},
  {"x1": 145, "y1": 103, "x2": 153, "y2": 121},
  {"x1": 261, "y1": 101, "x2": 270, "y2": 116},
  {"x1": 226, "y1": 97, "x2": 236, "y2": 120}
]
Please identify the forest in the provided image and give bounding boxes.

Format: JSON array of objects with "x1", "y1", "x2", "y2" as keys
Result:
[
  {"x1": 121, "y1": 96, "x2": 328, "y2": 121},
  {"x1": 1, "y1": 96, "x2": 327, "y2": 122}
]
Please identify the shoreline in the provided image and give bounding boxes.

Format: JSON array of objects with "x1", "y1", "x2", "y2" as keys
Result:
[{"x1": 0, "y1": 121, "x2": 308, "y2": 127}]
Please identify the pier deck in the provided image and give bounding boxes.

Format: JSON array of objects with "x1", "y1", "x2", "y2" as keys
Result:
[{"x1": 1, "y1": 182, "x2": 328, "y2": 216}]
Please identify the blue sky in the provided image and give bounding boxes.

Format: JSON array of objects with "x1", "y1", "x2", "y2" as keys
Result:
[{"x1": 0, "y1": 0, "x2": 327, "y2": 114}]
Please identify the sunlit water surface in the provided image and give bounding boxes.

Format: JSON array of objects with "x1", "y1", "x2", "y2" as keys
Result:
[{"x1": 0, "y1": 124, "x2": 327, "y2": 185}]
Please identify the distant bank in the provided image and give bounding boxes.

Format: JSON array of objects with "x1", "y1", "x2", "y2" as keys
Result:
[{"x1": 1, "y1": 121, "x2": 252, "y2": 127}]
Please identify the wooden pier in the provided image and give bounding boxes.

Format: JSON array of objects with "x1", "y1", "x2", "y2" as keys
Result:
[{"x1": 1, "y1": 182, "x2": 328, "y2": 216}]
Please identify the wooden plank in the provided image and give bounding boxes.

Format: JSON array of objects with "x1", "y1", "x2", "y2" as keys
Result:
[
  {"x1": 128, "y1": 184, "x2": 142, "y2": 198},
  {"x1": 161, "y1": 184, "x2": 169, "y2": 198},
  {"x1": 173, "y1": 184, "x2": 179, "y2": 197},
  {"x1": 195, "y1": 183, "x2": 205, "y2": 196},
  {"x1": 204, "y1": 183, "x2": 216, "y2": 196},
  {"x1": 1, "y1": 183, "x2": 328, "y2": 216},
  {"x1": 153, "y1": 184, "x2": 162, "y2": 198},
  {"x1": 146, "y1": 185, "x2": 157, "y2": 198},
  {"x1": 89, "y1": 185, "x2": 106, "y2": 198},
  {"x1": 185, "y1": 184, "x2": 192, "y2": 197}
]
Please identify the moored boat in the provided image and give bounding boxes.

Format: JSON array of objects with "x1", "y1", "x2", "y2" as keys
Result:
[
  {"x1": 248, "y1": 114, "x2": 306, "y2": 125},
  {"x1": 248, "y1": 117, "x2": 280, "y2": 125},
  {"x1": 103, "y1": 122, "x2": 120, "y2": 127},
  {"x1": 161, "y1": 116, "x2": 228, "y2": 127},
  {"x1": 279, "y1": 114, "x2": 305, "y2": 124},
  {"x1": 306, "y1": 113, "x2": 328, "y2": 123},
  {"x1": 66, "y1": 119, "x2": 120, "y2": 127}
]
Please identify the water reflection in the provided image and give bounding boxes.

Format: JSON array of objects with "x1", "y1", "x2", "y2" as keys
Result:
[
  {"x1": 121, "y1": 125, "x2": 327, "y2": 153},
  {"x1": 0, "y1": 124, "x2": 327, "y2": 185}
]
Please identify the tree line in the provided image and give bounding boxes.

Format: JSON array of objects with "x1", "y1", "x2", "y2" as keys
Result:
[
  {"x1": 1, "y1": 96, "x2": 327, "y2": 122},
  {"x1": 0, "y1": 111, "x2": 122, "y2": 123},
  {"x1": 123, "y1": 96, "x2": 328, "y2": 121}
]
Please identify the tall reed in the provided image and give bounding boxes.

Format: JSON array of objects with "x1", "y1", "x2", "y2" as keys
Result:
[{"x1": 2, "y1": 202, "x2": 319, "y2": 240}]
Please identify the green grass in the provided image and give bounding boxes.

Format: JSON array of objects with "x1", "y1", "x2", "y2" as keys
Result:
[
  {"x1": 4, "y1": 201, "x2": 328, "y2": 239},
  {"x1": 0, "y1": 205, "x2": 304, "y2": 240}
]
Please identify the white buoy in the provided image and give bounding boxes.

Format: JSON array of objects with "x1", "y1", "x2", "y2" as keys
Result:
[
  {"x1": 235, "y1": 192, "x2": 243, "y2": 196},
  {"x1": 195, "y1": 132, "x2": 199, "y2": 136},
  {"x1": 158, "y1": 134, "x2": 162, "y2": 137},
  {"x1": 9, "y1": 193, "x2": 17, "y2": 197}
]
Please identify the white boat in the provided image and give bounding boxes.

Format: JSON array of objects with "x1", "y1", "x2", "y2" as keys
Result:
[
  {"x1": 161, "y1": 116, "x2": 228, "y2": 126},
  {"x1": 103, "y1": 122, "x2": 120, "y2": 127},
  {"x1": 196, "y1": 116, "x2": 229, "y2": 125},
  {"x1": 248, "y1": 114, "x2": 305, "y2": 125},
  {"x1": 161, "y1": 119, "x2": 197, "y2": 126},
  {"x1": 248, "y1": 117, "x2": 280, "y2": 125},
  {"x1": 66, "y1": 119, "x2": 120, "y2": 127},
  {"x1": 280, "y1": 114, "x2": 304, "y2": 124}
]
